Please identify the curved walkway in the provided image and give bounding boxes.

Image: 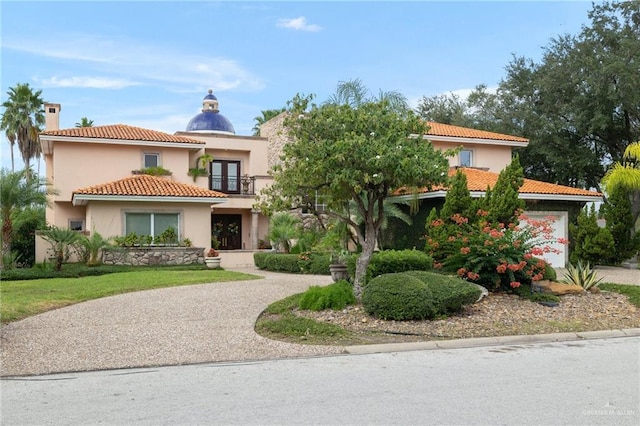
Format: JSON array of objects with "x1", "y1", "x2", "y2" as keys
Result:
[{"x1": 1, "y1": 266, "x2": 638, "y2": 377}]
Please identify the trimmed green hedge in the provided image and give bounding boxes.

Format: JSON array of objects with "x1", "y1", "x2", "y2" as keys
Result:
[
  {"x1": 254, "y1": 250, "x2": 433, "y2": 279},
  {"x1": 253, "y1": 252, "x2": 331, "y2": 275},
  {"x1": 347, "y1": 249, "x2": 433, "y2": 283},
  {"x1": 403, "y1": 271, "x2": 482, "y2": 315},
  {"x1": 362, "y1": 273, "x2": 436, "y2": 320}
]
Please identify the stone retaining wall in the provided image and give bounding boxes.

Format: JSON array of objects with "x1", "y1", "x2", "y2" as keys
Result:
[{"x1": 102, "y1": 247, "x2": 205, "y2": 266}]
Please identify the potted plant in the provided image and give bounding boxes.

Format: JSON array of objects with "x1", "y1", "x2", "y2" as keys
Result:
[
  {"x1": 188, "y1": 154, "x2": 214, "y2": 182},
  {"x1": 329, "y1": 249, "x2": 350, "y2": 282},
  {"x1": 204, "y1": 247, "x2": 221, "y2": 269}
]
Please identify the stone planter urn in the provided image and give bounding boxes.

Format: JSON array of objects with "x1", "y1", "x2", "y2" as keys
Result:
[
  {"x1": 329, "y1": 263, "x2": 349, "y2": 282},
  {"x1": 205, "y1": 248, "x2": 221, "y2": 269}
]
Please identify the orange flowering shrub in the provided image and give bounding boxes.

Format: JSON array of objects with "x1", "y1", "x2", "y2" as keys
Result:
[{"x1": 425, "y1": 209, "x2": 565, "y2": 292}]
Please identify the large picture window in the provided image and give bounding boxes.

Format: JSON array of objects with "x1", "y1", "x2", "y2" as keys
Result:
[
  {"x1": 211, "y1": 160, "x2": 240, "y2": 193},
  {"x1": 125, "y1": 213, "x2": 179, "y2": 238}
]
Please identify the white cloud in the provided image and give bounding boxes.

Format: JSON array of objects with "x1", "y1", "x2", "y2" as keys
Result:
[
  {"x1": 276, "y1": 16, "x2": 322, "y2": 32},
  {"x1": 3, "y1": 34, "x2": 264, "y2": 93},
  {"x1": 34, "y1": 76, "x2": 139, "y2": 89}
]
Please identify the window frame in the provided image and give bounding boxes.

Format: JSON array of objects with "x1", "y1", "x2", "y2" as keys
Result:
[
  {"x1": 143, "y1": 152, "x2": 160, "y2": 168},
  {"x1": 68, "y1": 219, "x2": 85, "y2": 232},
  {"x1": 459, "y1": 149, "x2": 474, "y2": 167},
  {"x1": 210, "y1": 159, "x2": 241, "y2": 194},
  {"x1": 124, "y1": 212, "x2": 181, "y2": 240}
]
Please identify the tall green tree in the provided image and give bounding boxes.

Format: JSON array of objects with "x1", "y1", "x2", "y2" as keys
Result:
[
  {"x1": 252, "y1": 108, "x2": 285, "y2": 136},
  {"x1": 602, "y1": 141, "x2": 640, "y2": 244},
  {"x1": 602, "y1": 185, "x2": 639, "y2": 263},
  {"x1": 260, "y1": 84, "x2": 450, "y2": 298},
  {"x1": 481, "y1": 156, "x2": 526, "y2": 225},
  {"x1": 0, "y1": 168, "x2": 54, "y2": 266},
  {"x1": 0, "y1": 83, "x2": 46, "y2": 172},
  {"x1": 416, "y1": 2, "x2": 640, "y2": 191},
  {"x1": 75, "y1": 117, "x2": 94, "y2": 127}
]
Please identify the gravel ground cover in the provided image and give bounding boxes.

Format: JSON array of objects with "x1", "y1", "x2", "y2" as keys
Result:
[{"x1": 294, "y1": 290, "x2": 640, "y2": 345}]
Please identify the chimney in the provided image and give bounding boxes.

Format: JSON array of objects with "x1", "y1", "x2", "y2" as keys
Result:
[{"x1": 44, "y1": 103, "x2": 61, "y2": 131}]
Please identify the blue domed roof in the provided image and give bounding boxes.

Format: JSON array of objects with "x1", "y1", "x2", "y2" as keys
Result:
[
  {"x1": 185, "y1": 89, "x2": 235, "y2": 135},
  {"x1": 186, "y1": 112, "x2": 235, "y2": 134}
]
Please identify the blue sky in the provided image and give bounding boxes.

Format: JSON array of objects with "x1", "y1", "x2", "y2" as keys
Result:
[{"x1": 1, "y1": 1, "x2": 598, "y2": 170}]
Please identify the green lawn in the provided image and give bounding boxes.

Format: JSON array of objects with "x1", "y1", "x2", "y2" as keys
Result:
[{"x1": 1, "y1": 268, "x2": 259, "y2": 323}]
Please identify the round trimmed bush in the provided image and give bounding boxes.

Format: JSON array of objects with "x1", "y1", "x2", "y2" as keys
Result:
[
  {"x1": 362, "y1": 273, "x2": 436, "y2": 320},
  {"x1": 404, "y1": 271, "x2": 481, "y2": 315}
]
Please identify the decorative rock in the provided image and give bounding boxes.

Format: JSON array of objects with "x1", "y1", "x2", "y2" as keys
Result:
[{"x1": 532, "y1": 280, "x2": 584, "y2": 295}]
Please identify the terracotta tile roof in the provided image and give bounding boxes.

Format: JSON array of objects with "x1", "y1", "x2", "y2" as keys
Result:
[
  {"x1": 40, "y1": 124, "x2": 204, "y2": 145},
  {"x1": 73, "y1": 175, "x2": 226, "y2": 199},
  {"x1": 425, "y1": 122, "x2": 529, "y2": 143},
  {"x1": 427, "y1": 168, "x2": 602, "y2": 198}
]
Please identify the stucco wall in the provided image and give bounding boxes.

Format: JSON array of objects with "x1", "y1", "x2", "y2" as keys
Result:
[
  {"x1": 50, "y1": 142, "x2": 191, "y2": 201},
  {"x1": 429, "y1": 141, "x2": 513, "y2": 172}
]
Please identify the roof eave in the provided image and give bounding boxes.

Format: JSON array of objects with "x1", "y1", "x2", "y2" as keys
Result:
[
  {"x1": 39, "y1": 135, "x2": 204, "y2": 149},
  {"x1": 417, "y1": 134, "x2": 528, "y2": 147},
  {"x1": 72, "y1": 194, "x2": 228, "y2": 206},
  {"x1": 393, "y1": 191, "x2": 602, "y2": 203}
]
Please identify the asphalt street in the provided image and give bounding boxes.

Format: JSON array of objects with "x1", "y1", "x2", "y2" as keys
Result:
[{"x1": 2, "y1": 336, "x2": 638, "y2": 425}]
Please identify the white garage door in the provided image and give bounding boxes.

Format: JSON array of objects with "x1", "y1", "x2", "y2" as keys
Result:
[{"x1": 521, "y1": 211, "x2": 568, "y2": 268}]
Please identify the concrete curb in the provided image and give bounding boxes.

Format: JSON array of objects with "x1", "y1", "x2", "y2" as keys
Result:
[{"x1": 343, "y1": 328, "x2": 640, "y2": 355}]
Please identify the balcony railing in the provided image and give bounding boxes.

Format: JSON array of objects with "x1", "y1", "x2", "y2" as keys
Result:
[{"x1": 210, "y1": 175, "x2": 256, "y2": 195}]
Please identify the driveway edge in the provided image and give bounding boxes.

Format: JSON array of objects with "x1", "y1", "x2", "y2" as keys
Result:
[{"x1": 343, "y1": 328, "x2": 640, "y2": 355}]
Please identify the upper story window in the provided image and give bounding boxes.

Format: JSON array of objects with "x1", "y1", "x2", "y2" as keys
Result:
[
  {"x1": 211, "y1": 160, "x2": 240, "y2": 194},
  {"x1": 459, "y1": 149, "x2": 473, "y2": 167},
  {"x1": 144, "y1": 153, "x2": 160, "y2": 168}
]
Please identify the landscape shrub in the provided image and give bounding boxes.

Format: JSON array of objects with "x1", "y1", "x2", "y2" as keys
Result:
[
  {"x1": 253, "y1": 252, "x2": 270, "y2": 269},
  {"x1": 301, "y1": 253, "x2": 331, "y2": 275},
  {"x1": 426, "y1": 210, "x2": 562, "y2": 292},
  {"x1": 362, "y1": 273, "x2": 436, "y2": 320},
  {"x1": 404, "y1": 271, "x2": 481, "y2": 315},
  {"x1": 298, "y1": 280, "x2": 356, "y2": 311},
  {"x1": 263, "y1": 253, "x2": 301, "y2": 273},
  {"x1": 569, "y1": 205, "x2": 615, "y2": 265},
  {"x1": 346, "y1": 250, "x2": 433, "y2": 284},
  {"x1": 253, "y1": 252, "x2": 331, "y2": 275}
]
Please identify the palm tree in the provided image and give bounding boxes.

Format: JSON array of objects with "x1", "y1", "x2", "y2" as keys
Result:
[
  {"x1": 75, "y1": 117, "x2": 94, "y2": 127},
  {"x1": 252, "y1": 108, "x2": 285, "y2": 136},
  {"x1": 325, "y1": 78, "x2": 409, "y2": 112},
  {"x1": 0, "y1": 106, "x2": 20, "y2": 172},
  {"x1": 40, "y1": 226, "x2": 82, "y2": 271},
  {"x1": 266, "y1": 212, "x2": 300, "y2": 253},
  {"x1": 0, "y1": 83, "x2": 45, "y2": 172},
  {"x1": 602, "y1": 141, "x2": 640, "y2": 242},
  {"x1": 0, "y1": 168, "x2": 55, "y2": 266}
]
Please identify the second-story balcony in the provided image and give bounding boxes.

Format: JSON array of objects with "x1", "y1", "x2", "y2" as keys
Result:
[{"x1": 210, "y1": 174, "x2": 256, "y2": 196}]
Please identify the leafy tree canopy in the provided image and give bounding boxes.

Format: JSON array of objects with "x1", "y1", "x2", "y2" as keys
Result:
[
  {"x1": 259, "y1": 89, "x2": 451, "y2": 296},
  {"x1": 417, "y1": 1, "x2": 640, "y2": 191}
]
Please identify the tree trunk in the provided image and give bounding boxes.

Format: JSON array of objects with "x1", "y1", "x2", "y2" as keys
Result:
[
  {"x1": 1, "y1": 216, "x2": 13, "y2": 268},
  {"x1": 353, "y1": 221, "x2": 378, "y2": 301}
]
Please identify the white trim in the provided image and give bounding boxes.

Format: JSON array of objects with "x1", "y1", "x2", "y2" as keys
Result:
[
  {"x1": 72, "y1": 194, "x2": 227, "y2": 206},
  {"x1": 39, "y1": 135, "x2": 204, "y2": 151},
  {"x1": 414, "y1": 134, "x2": 528, "y2": 148},
  {"x1": 392, "y1": 190, "x2": 602, "y2": 203}
]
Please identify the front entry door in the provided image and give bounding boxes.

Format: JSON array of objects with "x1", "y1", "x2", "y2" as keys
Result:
[{"x1": 212, "y1": 214, "x2": 242, "y2": 250}]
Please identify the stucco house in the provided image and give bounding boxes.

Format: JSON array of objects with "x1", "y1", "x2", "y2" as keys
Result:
[
  {"x1": 37, "y1": 90, "x2": 273, "y2": 267},
  {"x1": 37, "y1": 92, "x2": 601, "y2": 268},
  {"x1": 260, "y1": 117, "x2": 603, "y2": 267}
]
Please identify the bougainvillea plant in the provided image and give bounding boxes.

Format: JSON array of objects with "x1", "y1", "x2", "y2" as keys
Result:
[{"x1": 425, "y1": 209, "x2": 566, "y2": 292}]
